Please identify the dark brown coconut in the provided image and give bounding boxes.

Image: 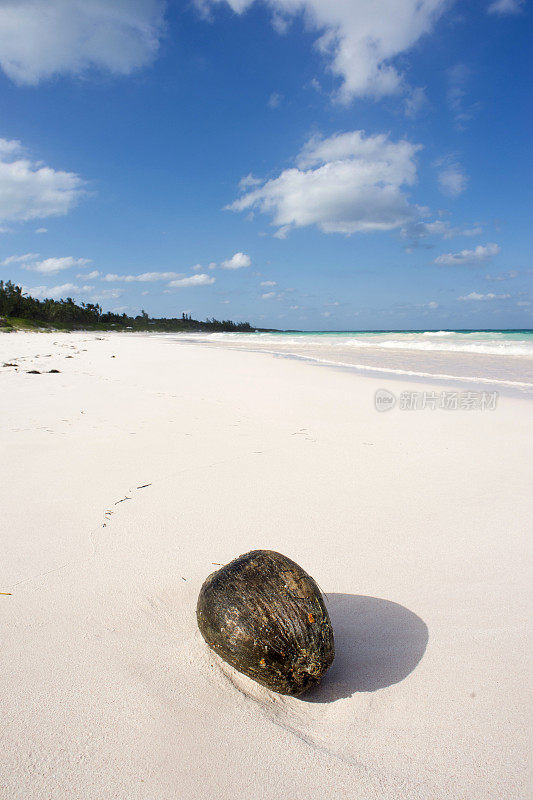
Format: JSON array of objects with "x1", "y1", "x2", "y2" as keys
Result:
[{"x1": 196, "y1": 550, "x2": 334, "y2": 696}]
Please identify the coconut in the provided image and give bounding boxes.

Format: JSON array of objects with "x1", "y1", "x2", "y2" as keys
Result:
[{"x1": 197, "y1": 550, "x2": 334, "y2": 696}]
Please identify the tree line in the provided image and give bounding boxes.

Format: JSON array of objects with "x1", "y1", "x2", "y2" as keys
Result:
[{"x1": 0, "y1": 280, "x2": 254, "y2": 332}]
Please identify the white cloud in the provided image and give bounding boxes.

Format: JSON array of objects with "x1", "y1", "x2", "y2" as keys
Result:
[
  {"x1": 27, "y1": 282, "x2": 80, "y2": 299},
  {"x1": 134, "y1": 271, "x2": 184, "y2": 282},
  {"x1": 438, "y1": 162, "x2": 468, "y2": 197},
  {"x1": 220, "y1": 252, "x2": 251, "y2": 269},
  {"x1": 404, "y1": 86, "x2": 427, "y2": 118},
  {"x1": 167, "y1": 274, "x2": 215, "y2": 288},
  {"x1": 229, "y1": 130, "x2": 421, "y2": 236},
  {"x1": 35, "y1": 227, "x2": 48, "y2": 234},
  {"x1": 4, "y1": 253, "x2": 91, "y2": 274},
  {"x1": 102, "y1": 271, "x2": 184, "y2": 282},
  {"x1": 201, "y1": 0, "x2": 449, "y2": 102},
  {"x1": 2, "y1": 252, "x2": 40, "y2": 266},
  {"x1": 458, "y1": 292, "x2": 511, "y2": 301},
  {"x1": 0, "y1": 139, "x2": 21, "y2": 156},
  {"x1": 239, "y1": 173, "x2": 262, "y2": 190},
  {"x1": 0, "y1": 138, "x2": 85, "y2": 222},
  {"x1": 271, "y1": 12, "x2": 290, "y2": 34},
  {"x1": 26, "y1": 256, "x2": 91, "y2": 274},
  {"x1": 260, "y1": 280, "x2": 277, "y2": 286},
  {"x1": 268, "y1": 92, "x2": 283, "y2": 108},
  {"x1": 435, "y1": 243, "x2": 500, "y2": 266},
  {"x1": 401, "y1": 220, "x2": 482, "y2": 241},
  {"x1": 261, "y1": 291, "x2": 277, "y2": 300},
  {"x1": 446, "y1": 64, "x2": 479, "y2": 129},
  {"x1": 488, "y1": 0, "x2": 524, "y2": 14},
  {"x1": 0, "y1": 0, "x2": 166, "y2": 86},
  {"x1": 485, "y1": 270, "x2": 518, "y2": 281},
  {"x1": 78, "y1": 269, "x2": 101, "y2": 279},
  {"x1": 273, "y1": 225, "x2": 291, "y2": 239},
  {"x1": 92, "y1": 288, "x2": 124, "y2": 301},
  {"x1": 192, "y1": 263, "x2": 203, "y2": 272}
]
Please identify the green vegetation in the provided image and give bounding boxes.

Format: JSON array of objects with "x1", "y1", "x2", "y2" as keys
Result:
[{"x1": 0, "y1": 280, "x2": 254, "y2": 333}]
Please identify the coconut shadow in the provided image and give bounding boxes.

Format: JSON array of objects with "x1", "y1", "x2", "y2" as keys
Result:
[{"x1": 302, "y1": 593, "x2": 429, "y2": 703}]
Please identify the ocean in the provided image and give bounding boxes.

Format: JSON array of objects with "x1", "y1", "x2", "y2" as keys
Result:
[{"x1": 169, "y1": 329, "x2": 533, "y2": 393}]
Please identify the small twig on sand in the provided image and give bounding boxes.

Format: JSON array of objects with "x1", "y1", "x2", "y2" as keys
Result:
[
  {"x1": 137, "y1": 483, "x2": 152, "y2": 489},
  {"x1": 0, "y1": 592, "x2": 12, "y2": 595},
  {"x1": 114, "y1": 497, "x2": 131, "y2": 505}
]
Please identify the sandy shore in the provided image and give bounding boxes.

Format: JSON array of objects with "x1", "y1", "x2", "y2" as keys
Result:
[{"x1": 1, "y1": 331, "x2": 531, "y2": 800}]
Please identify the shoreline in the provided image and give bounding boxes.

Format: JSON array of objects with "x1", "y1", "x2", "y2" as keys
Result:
[{"x1": 140, "y1": 329, "x2": 533, "y2": 398}]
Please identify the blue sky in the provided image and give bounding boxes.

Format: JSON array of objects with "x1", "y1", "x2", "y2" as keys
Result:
[{"x1": 0, "y1": 0, "x2": 531, "y2": 330}]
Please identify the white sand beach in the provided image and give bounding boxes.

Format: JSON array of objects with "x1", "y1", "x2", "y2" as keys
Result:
[{"x1": 1, "y1": 331, "x2": 531, "y2": 800}]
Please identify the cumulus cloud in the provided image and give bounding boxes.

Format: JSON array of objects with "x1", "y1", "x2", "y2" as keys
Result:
[
  {"x1": 437, "y1": 161, "x2": 468, "y2": 197},
  {"x1": 167, "y1": 274, "x2": 215, "y2": 287},
  {"x1": 27, "y1": 282, "x2": 81, "y2": 299},
  {"x1": 31, "y1": 256, "x2": 91, "y2": 274},
  {"x1": 229, "y1": 130, "x2": 421, "y2": 236},
  {"x1": 0, "y1": 138, "x2": 85, "y2": 222},
  {"x1": 261, "y1": 291, "x2": 277, "y2": 300},
  {"x1": 3, "y1": 253, "x2": 91, "y2": 273},
  {"x1": 0, "y1": 0, "x2": 166, "y2": 86},
  {"x1": 201, "y1": 0, "x2": 449, "y2": 102},
  {"x1": 488, "y1": 0, "x2": 524, "y2": 14},
  {"x1": 260, "y1": 280, "x2": 277, "y2": 286},
  {"x1": 42, "y1": 257, "x2": 89, "y2": 274},
  {"x1": 35, "y1": 227, "x2": 48, "y2": 234},
  {"x1": 25, "y1": 283, "x2": 126, "y2": 302},
  {"x1": 435, "y1": 243, "x2": 500, "y2": 266},
  {"x1": 458, "y1": 292, "x2": 511, "y2": 301},
  {"x1": 220, "y1": 252, "x2": 251, "y2": 269}
]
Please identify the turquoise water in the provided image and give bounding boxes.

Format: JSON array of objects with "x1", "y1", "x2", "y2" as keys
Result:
[
  {"x1": 232, "y1": 329, "x2": 533, "y2": 357},
  {"x1": 170, "y1": 329, "x2": 533, "y2": 391}
]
